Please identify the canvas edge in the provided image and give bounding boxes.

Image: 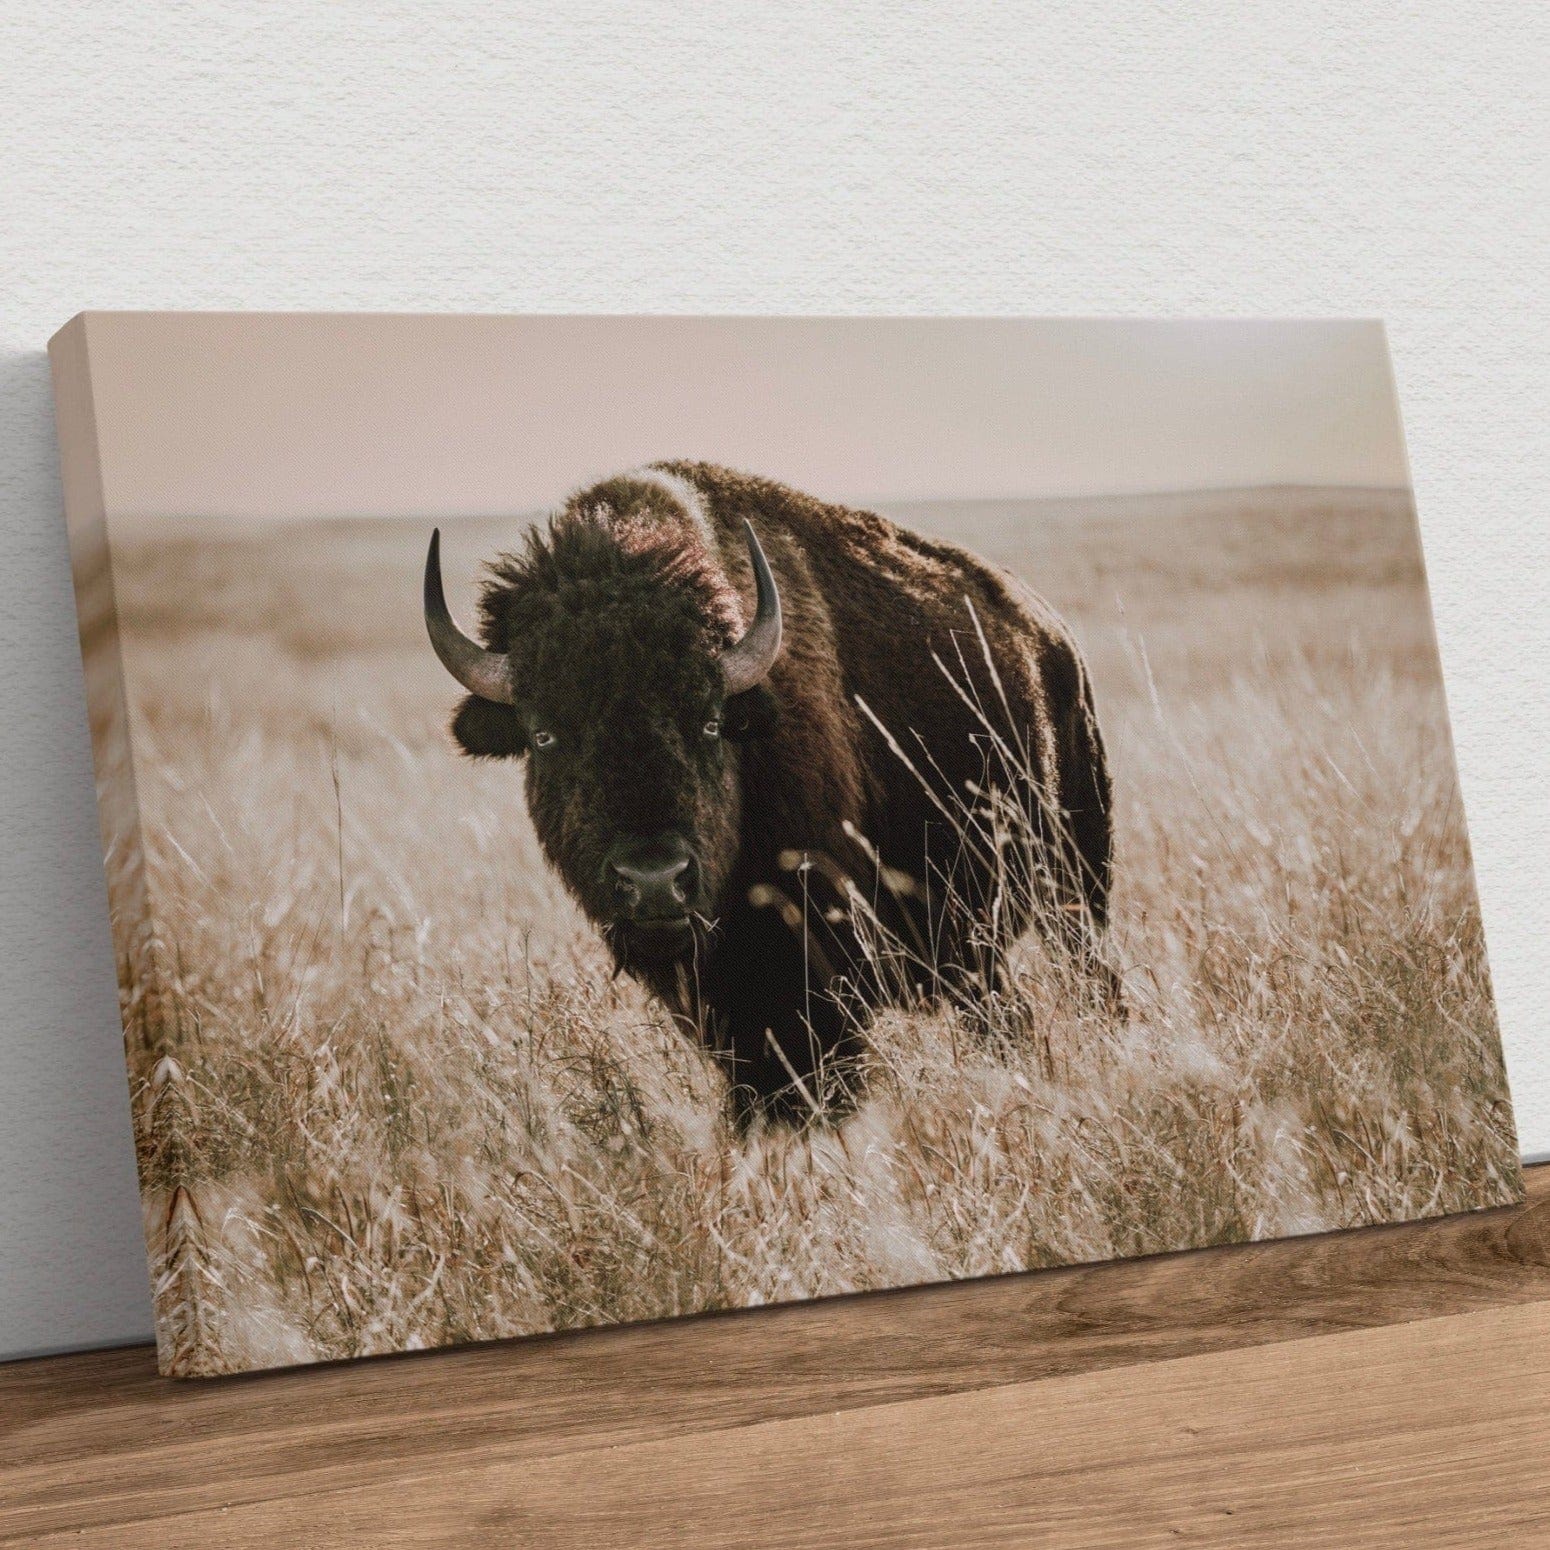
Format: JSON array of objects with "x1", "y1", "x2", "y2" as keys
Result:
[
  {"x1": 48, "y1": 315, "x2": 177, "y2": 1377},
  {"x1": 1375, "y1": 322, "x2": 1525, "y2": 1197}
]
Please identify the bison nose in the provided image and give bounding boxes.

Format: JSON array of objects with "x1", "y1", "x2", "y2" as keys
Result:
[{"x1": 607, "y1": 842, "x2": 698, "y2": 921}]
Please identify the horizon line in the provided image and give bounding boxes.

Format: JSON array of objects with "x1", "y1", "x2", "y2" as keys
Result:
[{"x1": 114, "y1": 480, "x2": 1415, "y2": 526}]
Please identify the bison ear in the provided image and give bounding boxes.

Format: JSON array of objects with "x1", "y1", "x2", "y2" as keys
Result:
[
  {"x1": 450, "y1": 695, "x2": 529, "y2": 759},
  {"x1": 724, "y1": 684, "x2": 778, "y2": 743}
]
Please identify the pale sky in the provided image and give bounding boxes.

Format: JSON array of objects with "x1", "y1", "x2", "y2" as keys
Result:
[{"x1": 78, "y1": 314, "x2": 1409, "y2": 521}]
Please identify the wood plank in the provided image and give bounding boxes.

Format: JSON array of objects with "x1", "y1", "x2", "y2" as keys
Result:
[
  {"x1": 17, "y1": 1300, "x2": 1550, "y2": 1549},
  {"x1": 3, "y1": 1167, "x2": 1548, "y2": 1544}
]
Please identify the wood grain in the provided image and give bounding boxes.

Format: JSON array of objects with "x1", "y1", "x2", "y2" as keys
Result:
[{"x1": 4, "y1": 1166, "x2": 1549, "y2": 1547}]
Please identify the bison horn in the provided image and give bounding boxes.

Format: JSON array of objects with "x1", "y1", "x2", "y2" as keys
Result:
[
  {"x1": 721, "y1": 521, "x2": 783, "y2": 695},
  {"x1": 423, "y1": 529, "x2": 516, "y2": 705}
]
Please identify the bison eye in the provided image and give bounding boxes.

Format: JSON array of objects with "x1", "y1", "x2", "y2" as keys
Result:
[
  {"x1": 532, "y1": 729, "x2": 558, "y2": 750},
  {"x1": 702, "y1": 717, "x2": 722, "y2": 740}
]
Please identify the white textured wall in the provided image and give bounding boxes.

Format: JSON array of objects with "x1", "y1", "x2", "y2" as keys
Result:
[{"x1": 1, "y1": 2, "x2": 1544, "y2": 1360}]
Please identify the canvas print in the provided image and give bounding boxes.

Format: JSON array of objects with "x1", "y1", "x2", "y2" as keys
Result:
[{"x1": 51, "y1": 314, "x2": 1521, "y2": 1376}]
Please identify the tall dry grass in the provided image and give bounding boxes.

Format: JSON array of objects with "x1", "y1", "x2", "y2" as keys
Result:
[{"x1": 99, "y1": 488, "x2": 1519, "y2": 1375}]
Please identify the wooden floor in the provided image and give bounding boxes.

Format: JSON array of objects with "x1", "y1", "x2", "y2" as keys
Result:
[{"x1": 5, "y1": 1168, "x2": 1550, "y2": 1548}]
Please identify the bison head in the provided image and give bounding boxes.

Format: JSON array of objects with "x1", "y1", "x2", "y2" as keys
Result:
[{"x1": 424, "y1": 511, "x2": 780, "y2": 966}]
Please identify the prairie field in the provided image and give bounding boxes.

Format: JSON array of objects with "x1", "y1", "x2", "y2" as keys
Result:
[{"x1": 97, "y1": 485, "x2": 1520, "y2": 1376}]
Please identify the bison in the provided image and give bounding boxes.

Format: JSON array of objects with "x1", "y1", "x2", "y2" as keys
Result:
[{"x1": 425, "y1": 462, "x2": 1114, "y2": 1129}]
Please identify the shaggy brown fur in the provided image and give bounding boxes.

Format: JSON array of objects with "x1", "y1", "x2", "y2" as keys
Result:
[{"x1": 443, "y1": 462, "x2": 1113, "y2": 1128}]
